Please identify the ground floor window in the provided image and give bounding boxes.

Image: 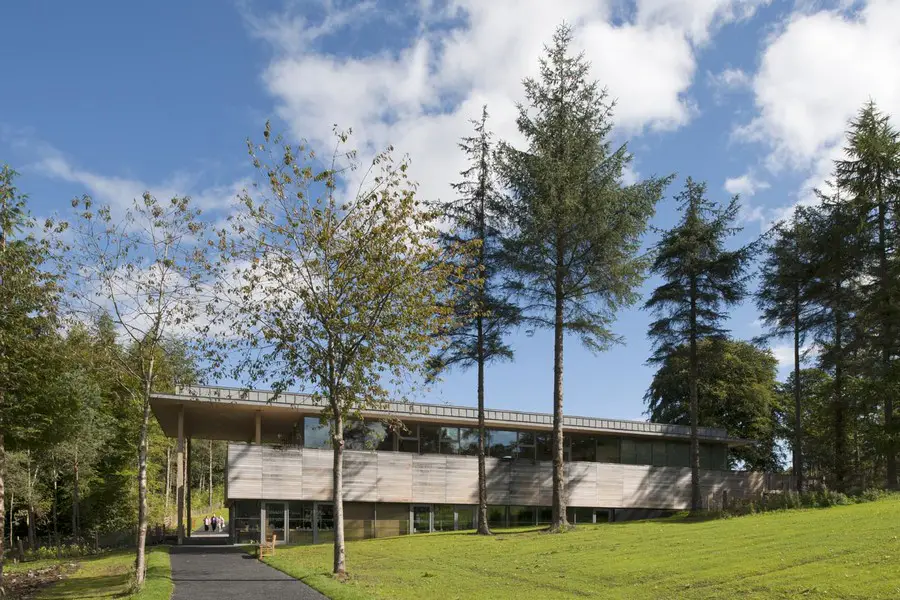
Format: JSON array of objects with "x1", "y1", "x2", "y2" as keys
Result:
[
  {"x1": 566, "y1": 506, "x2": 594, "y2": 524},
  {"x1": 232, "y1": 500, "x2": 260, "y2": 544},
  {"x1": 288, "y1": 501, "x2": 313, "y2": 544}
]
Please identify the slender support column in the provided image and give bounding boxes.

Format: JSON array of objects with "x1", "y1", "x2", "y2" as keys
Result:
[
  {"x1": 176, "y1": 405, "x2": 185, "y2": 545},
  {"x1": 255, "y1": 411, "x2": 262, "y2": 445},
  {"x1": 186, "y1": 437, "x2": 192, "y2": 538}
]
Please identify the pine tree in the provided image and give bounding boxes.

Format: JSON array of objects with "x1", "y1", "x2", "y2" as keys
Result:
[
  {"x1": 804, "y1": 187, "x2": 866, "y2": 491},
  {"x1": 497, "y1": 24, "x2": 669, "y2": 531},
  {"x1": 756, "y1": 207, "x2": 817, "y2": 491},
  {"x1": 644, "y1": 178, "x2": 749, "y2": 513},
  {"x1": 834, "y1": 101, "x2": 900, "y2": 489},
  {"x1": 430, "y1": 106, "x2": 519, "y2": 535}
]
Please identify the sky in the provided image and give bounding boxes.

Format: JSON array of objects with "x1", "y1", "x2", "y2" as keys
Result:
[{"x1": 3, "y1": 0, "x2": 900, "y2": 422}]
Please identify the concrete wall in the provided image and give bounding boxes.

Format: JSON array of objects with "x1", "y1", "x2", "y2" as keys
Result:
[{"x1": 227, "y1": 443, "x2": 793, "y2": 510}]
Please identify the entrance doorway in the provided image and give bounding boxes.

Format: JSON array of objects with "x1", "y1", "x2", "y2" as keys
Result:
[{"x1": 264, "y1": 502, "x2": 286, "y2": 543}]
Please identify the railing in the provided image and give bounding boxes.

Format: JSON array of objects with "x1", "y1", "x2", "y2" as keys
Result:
[{"x1": 171, "y1": 384, "x2": 733, "y2": 441}]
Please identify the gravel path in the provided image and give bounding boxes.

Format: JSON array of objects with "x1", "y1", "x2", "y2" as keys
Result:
[{"x1": 170, "y1": 546, "x2": 327, "y2": 600}]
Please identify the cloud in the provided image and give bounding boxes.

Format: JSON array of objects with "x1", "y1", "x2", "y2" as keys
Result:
[
  {"x1": 31, "y1": 145, "x2": 247, "y2": 215},
  {"x1": 734, "y1": 0, "x2": 900, "y2": 225},
  {"x1": 250, "y1": 0, "x2": 770, "y2": 207},
  {"x1": 770, "y1": 342, "x2": 819, "y2": 376},
  {"x1": 724, "y1": 171, "x2": 769, "y2": 196},
  {"x1": 708, "y1": 67, "x2": 752, "y2": 97}
]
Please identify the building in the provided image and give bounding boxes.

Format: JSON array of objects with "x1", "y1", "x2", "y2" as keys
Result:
[{"x1": 149, "y1": 385, "x2": 791, "y2": 545}]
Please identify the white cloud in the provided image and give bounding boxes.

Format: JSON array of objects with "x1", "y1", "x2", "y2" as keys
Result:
[
  {"x1": 724, "y1": 171, "x2": 769, "y2": 196},
  {"x1": 735, "y1": 0, "x2": 900, "y2": 224},
  {"x1": 251, "y1": 0, "x2": 770, "y2": 207},
  {"x1": 770, "y1": 342, "x2": 819, "y2": 376},
  {"x1": 708, "y1": 67, "x2": 751, "y2": 92},
  {"x1": 33, "y1": 148, "x2": 247, "y2": 215}
]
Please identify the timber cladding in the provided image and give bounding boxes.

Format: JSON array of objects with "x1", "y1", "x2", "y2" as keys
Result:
[{"x1": 227, "y1": 444, "x2": 783, "y2": 510}]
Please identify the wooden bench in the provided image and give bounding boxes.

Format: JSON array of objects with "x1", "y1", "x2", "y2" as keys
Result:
[{"x1": 259, "y1": 533, "x2": 276, "y2": 558}]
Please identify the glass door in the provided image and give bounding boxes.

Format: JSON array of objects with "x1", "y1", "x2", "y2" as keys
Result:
[
  {"x1": 264, "y1": 502, "x2": 286, "y2": 543},
  {"x1": 412, "y1": 505, "x2": 432, "y2": 533}
]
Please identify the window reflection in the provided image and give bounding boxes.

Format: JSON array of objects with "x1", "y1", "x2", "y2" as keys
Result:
[
  {"x1": 304, "y1": 417, "x2": 332, "y2": 449},
  {"x1": 488, "y1": 430, "x2": 517, "y2": 458}
]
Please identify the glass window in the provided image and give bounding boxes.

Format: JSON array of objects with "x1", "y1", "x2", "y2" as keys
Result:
[
  {"x1": 434, "y1": 505, "x2": 455, "y2": 531},
  {"x1": 317, "y1": 503, "x2": 334, "y2": 531},
  {"x1": 596, "y1": 436, "x2": 619, "y2": 463},
  {"x1": 516, "y1": 431, "x2": 536, "y2": 461},
  {"x1": 488, "y1": 430, "x2": 517, "y2": 458},
  {"x1": 700, "y1": 444, "x2": 727, "y2": 470},
  {"x1": 420, "y1": 424, "x2": 441, "y2": 454},
  {"x1": 570, "y1": 434, "x2": 596, "y2": 462},
  {"x1": 566, "y1": 506, "x2": 594, "y2": 524},
  {"x1": 304, "y1": 417, "x2": 332, "y2": 449},
  {"x1": 233, "y1": 500, "x2": 261, "y2": 545},
  {"x1": 621, "y1": 438, "x2": 652, "y2": 465},
  {"x1": 537, "y1": 506, "x2": 553, "y2": 525},
  {"x1": 535, "y1": 432, "x2": 553, "y2": 462},
  {"x1": 487, "y1": 505, "x2": 507, "y2": 529},
  {"x1": 398, "y1": 422, "x2": 418, "y2": 453},
  {"x1": 509, "y1": 506, "x2": 536, "y2": 527},
  {"x1": 594, "y1": 509, "x2": 610, "y2": 523},
  {"x1": 459, "y1": 428, "x2": 480, "y2": 456},
  {"x1": 456, "y1": 506, "x2": 475, "y2": 530},
  {"x1": 651, "y1": 441, "x2": 667, "y2": 467},
  {"x1": 369, "y1": 422, "x2": 394, "y2": 451},
  {"x1": 667, "y1": 442, "x2": 690, "y2": 467},
  {"x1": 344, "y1": 421, "x2": 392, "y2": 451},
  {"x1": 440, "y1": 427, "x2": 460, "y2": 455}
]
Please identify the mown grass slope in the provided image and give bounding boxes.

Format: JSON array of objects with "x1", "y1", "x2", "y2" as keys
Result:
[{"x1": 264, "y1": 496, "x2": 900, "y2": 600}]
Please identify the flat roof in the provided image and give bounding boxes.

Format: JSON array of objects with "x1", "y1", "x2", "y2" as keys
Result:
[{"x1": 150, "y1": 384, "x2": 750, "y2": 446}]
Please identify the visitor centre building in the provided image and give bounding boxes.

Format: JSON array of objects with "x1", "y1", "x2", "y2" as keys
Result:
[{"x1": 149, "y1": 385, "x2": 792, "y2": 545}]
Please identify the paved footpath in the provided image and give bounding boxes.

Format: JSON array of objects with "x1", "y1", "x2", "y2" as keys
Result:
[{"x1": 170, "y1": 545, "x2": 328, "y2": 600}]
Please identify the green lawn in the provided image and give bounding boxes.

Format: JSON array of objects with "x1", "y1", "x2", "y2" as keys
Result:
[
  {"x1": 35, "y1": 546, "x2": 172, "y2": 600},
  {"x1": 263, "y1": 496, "x2": 900, "y2": 600}
]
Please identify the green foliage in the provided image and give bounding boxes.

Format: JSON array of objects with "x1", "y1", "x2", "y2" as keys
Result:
[{"x1": 645, "y1": 338, "x2": 784, "y2": 470}]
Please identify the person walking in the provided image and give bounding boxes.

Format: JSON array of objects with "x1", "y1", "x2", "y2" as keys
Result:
[{"x1": 204, "y1": 516, "x2": 210, "y2": 532}]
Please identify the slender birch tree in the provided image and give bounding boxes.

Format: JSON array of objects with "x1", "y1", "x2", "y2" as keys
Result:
[
  {"x1": 429, "y1": 106, "x2": 520, "y2": 535},
  {"x1": 497, "y1": 24, "x2": 668, "y2": 531},
  {"x1": 70, "y1": 192, "x2": 210, "y2": 587},
  {"x1": 214, "y1": 124, "x2": 465, "y2": 574}
]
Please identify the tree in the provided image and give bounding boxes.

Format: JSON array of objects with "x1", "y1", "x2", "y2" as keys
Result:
[
  {"x1": 70, "y1": 192, "x2": 210, "y2": 586},
  {"x1": 0, "y1": 166, "x2": 66, "y2": 594},
  {"x1": 757, "y1": 207, "x2": 817, "y2": 490},
  {"x1": 214, "y1": 124, "x2": 465, "y2": 574},
  {"x1": 834, "y1": 101, "x2": 900, "y2": 489},
  {"x1": 645, "y1": 338, "x2": 784, "y2": 471},
  {"x1": 803, "y1": 187, "x2": 866, "y2": 492},
  {"x1": 429, "y1": 107, "x2": 519, "y2": 535},
  {"x1": 644, "y1": 178, "x2": 749, "y2": 513},
  {"x1": 497, "y1": 24, "x2": 669, "y2": 531}
]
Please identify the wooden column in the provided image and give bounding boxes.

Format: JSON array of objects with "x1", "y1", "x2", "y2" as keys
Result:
[
  {"x1": 255, "y1": 411, "x2": 262, "y2": 445},
  {"x1": 186, "y1": 437, "x2": 192, "y2": 538},
  {"x1": 176, "y1": 405, "x2": 185, "y2": 545}
]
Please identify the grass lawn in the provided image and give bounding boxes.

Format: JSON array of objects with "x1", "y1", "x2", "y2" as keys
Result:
[
  {"x1": 35, "y1": 546, "x2": 172, "y2": 600},
  {"x1": 263, "y1": 496, "x2": 900, "y2": 600}
]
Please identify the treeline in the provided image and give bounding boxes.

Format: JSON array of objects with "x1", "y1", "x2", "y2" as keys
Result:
[{"x1": 1, "y1": 22, "x2": 898, "y2": 589}]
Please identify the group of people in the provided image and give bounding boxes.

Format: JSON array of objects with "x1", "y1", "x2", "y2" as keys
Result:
[{"x1": 203, "y1": 514, "x2": 225, "y2": 532}]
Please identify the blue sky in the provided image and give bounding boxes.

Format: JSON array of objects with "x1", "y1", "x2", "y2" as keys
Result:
[{"x1": 3, "y1": 0, "x2": 898, "y2": 421}]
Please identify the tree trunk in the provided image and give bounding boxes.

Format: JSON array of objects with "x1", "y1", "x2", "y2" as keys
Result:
[
  {"x1": 834, "y1": 308, "x2": 846, "y2": 492},
  {"x1": 134, "y1": 358, "x2": 154, "y2": 587},
  {"x1": 550, "y1": 259, "x2": 568, "y2": 532},
  {"x1": 209, "y1": 440, "x2": 213, "y2": 514},
  {"x1": 689, "y1": 278, "x2": 701, "y2": 514},
  {"x1": 164, "y1": 446, "x2": 171, "y2": 526},
  {"x1": 793, "y1": 283, "x2": 804, "y2": 493},
  {"x1": 52, "y1": 468, "x2": 59, "y2": 558},
  {"x1": 331, "y1": 408, "x2": 345, "y2": 575},
  {"x1": 0, "y1": 428, "x2": 5, "y2": 594},
  {"x1": 877, "y1": 194, "x2": 896, "y2": 489},
  {"x1": 476, "y1": 315, "x2": 491, "y2": 535},
  {"x1": 72, "y1": 448, "x2": 80, "y2": 538}
]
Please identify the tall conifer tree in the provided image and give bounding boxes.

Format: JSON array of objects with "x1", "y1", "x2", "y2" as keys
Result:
[
  {"x1": 430, "y1": 106, "x2": 519, "y2": 535},
  {"x1": 645, "y1": 178, "x2": 749, "y2": 513},
  {"x1": 834, "y1": 101, "x2": 900, "y2": 489},
  {"x1": 498, "y1": 24, "x2": 669, "y2": 531}
]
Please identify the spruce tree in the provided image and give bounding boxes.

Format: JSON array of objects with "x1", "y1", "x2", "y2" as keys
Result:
[
  {"x1": 834, "y1": 101, "x2": 900, "y2": 489},
  {"x1": 644, "y1": 178, "x2": 749, "y2": 513},
  {"x1": 497, "y1": 24, "x2": 669, "y2": 531},
  {"x1": 756, "y1": 207, "x2": 816, "y2": 491},
  {"x1": 430, "y1": 106, "x2": 520, "y2": 535}
]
